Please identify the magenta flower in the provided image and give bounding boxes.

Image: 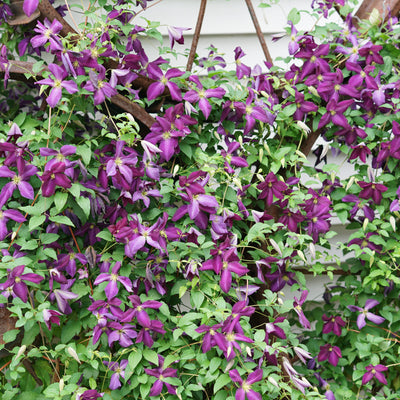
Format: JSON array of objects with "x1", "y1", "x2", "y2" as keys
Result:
[
  {"x1": 43, "y1": 309, "x2": 62, "y2": 330},
  {"x1": 0, "y1": 163, "x2": 37, "y2": 201},
  {"x1": 362, "y1": 364, "x2": 388, "y2": 385},
  {"x1": 184, "y1": 75, "x2": 225, "y2": 119},
  {"x1": 257, "y1": 172, "x2": 288, "y2": 206},
  {"x1": 318, "y1": 344, "x2": 342, "y2": 366},
  {"x1": 23, "y1": 0, "x2": 39, "y2": 17},
  {"x1": 0, "y1": 207, "x2": 26, "y2": 240},
  {"x1": 147, "y1": 63, "x2": 183, "y2": 101},
  {"x1": 0, "y1": 265, "x2": 44, "y2": 303},
  {"x1": 40, "y1": 162, "x2": 72, "y2": 197},
  {"x1": 167, "y1": 26, "x2": 190, "y2": 49},
  {"x1": 348, "y1": 299, "x2": 385, "y2": 329},
  {"x1": 322, "y1": 315, "x2": 346, "y2": 336},
  {"x1": 293, "y1": 290, "x2": 311, "y2": 329},
  {"x1": 93, "y1": 262, "x2": 133, "y2": 300},
  {"x1": 229, "y1": 369, "x2": 263, "y2": 400},
  {"x1": 31, "y1": 19, "x2": 63, "y2": 51},
  {"x1": 201, "y1": 247, "x2": 249, "y2": 293},
  {"x1": 36, "y1": 64, "x2": 78, "y2": 108},
  {"x1": 104, "y1": 359, "x2": 128, "y2": 390},
  {"x1": 144, "y1": 355, "x2": 178, "y2": 396},
  {"x1": 53, "y1": 289, "x2": 79, "y2": 314},
  {"x1": 83, "y1": 66, "x2": 117, "y2": 105}
]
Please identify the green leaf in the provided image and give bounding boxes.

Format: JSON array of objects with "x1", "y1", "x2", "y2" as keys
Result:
[
  {"x1": 214, "y1": 374, "x2": 231, "y2": 393},
  {"x1": 76, "y1": 197, "x2": 91, "y2": 219},
  {"x1": 54, "y1": 191, "x2": 68, "y2": 213},
  {"x1": 76, "y1": 145, "x2": 92, "y2": 165},
  {"x1": 209, "y1": 357, "x2": 221, "y2": 374},
  {"x1": 3, "y1": 329, "x2": 19, "y2": 344},
  {"x1": 190, "y1": 290, "x2": 204, "y2": 309},
  {"x1": 163, "y1": 354, "x2": 179, "y2": 368},
  {"x1": 49, "y1": 215, "x2": 75, "y2": 227},
  {"x1": 29, "y1": 215, "x2": 46, "y2": 231},
  {"x1": 96, "y1": 230, "x2": 113, "y2": 241},
  {"x1": 40, "y1": 233, "x2": 60, "y2": 245},
  {"x1": 288, "y1": 8, "x2": 300, "y2": 24},
  {"x1": 61, "y1": 319, "x2": 81, "y2": 343},
  {"x1": 128, "y1": 350, "x2": 142, "y2": 371},
  {"x1": 143, "y1": 349, "x2": 159, "y2": 366}
]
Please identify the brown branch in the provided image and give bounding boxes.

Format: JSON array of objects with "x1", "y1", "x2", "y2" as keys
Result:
[
  {"x1": 186, "y1": 0, "x2": 207, "y2": 72},
  {"x1": 244, "y1": 0, "x2": 273, "y2": 65},
  {"x1": 38, "y1": 0, "x2": 78, "y2": 38},
  {"x1": 355, "y1": 0, "x2": 400, "y2": 22}
]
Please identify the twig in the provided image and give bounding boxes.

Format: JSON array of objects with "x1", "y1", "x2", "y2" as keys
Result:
[
  {"x1": 186, "y1": 0, "x2": 207, "y2": 72},
  {"x1": 244, "y1": 0, "x2": 273, "y2": 65}
]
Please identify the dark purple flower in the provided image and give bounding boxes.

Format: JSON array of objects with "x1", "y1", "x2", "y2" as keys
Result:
[
  {"x1": 318, "y1": 99, "x2": 353, "y2": 129},
  {"x1": 257, "y1": 172, "x2": 287, "y2": 206},
  {"x1": 358, "y1": 181, "x2": 387, "y2": 205},
  {"x1": 362, "y1": 364, "x2": 388, "y2": 385},
  {"x1": 167, "y1": 26, "x2": 190, "y2": 49},
  {"x1": 77, "y1": 389, "x2": 103, "y2": 400},
  {"x1": 36, "y1": 64, "x2": 78, "y2": 107},
  {"x1": 53, "y1": 288, "x2": 79, "y2": 314},
  {"x1": 43, "y1": 309, "x2": 62, "y2": 330},
  {"x1": 93, "y1": 262, "x2": 133, "y2": 300},
  {"x1": 318, "y1": 344, "x2": 342, "y2": 366},
  {"x1": 0, "y1": 162, "x2": 37, "y2": 201},
  {"x1": 293, "y1": 290, "x2": 311, "y2": 329},
  {"x1": 229, "y1": 369, "x2": 263, "y2": 400},
  {"x1": 31, "y1": 19, "x2": 63, "y2": 51},
  {"x1": 184, "y1": 75, "x2": 225, "y2": 119},
  {"x1": 348, "y1": 299, "x2": 385, "y2": 329},
  {"x1": 145, "y1": 355, "x2": 178, "y2": 396},
  {"x1": 322, "y1": 315, "x2": 346, "y2": 336},
  {"x1": 40, "y1": 162, "x2": 72, "y2": 197},
  {"x1": 104, "y1": 359, "x2": 128, "y2": 390},
  {"x1": 0, "y1": 265, "x2": 44, "y2": 303}
]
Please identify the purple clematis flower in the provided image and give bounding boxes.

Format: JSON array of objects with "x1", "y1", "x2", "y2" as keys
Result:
[
  {"x1": 145, "y1": 355, "x2": 178, "y2": 397},
  {"x1": 23, "y1": 0, "x2": 39, "y2": 17},
  {"x1": 43, "y1": 309, "x2": 62, "y2": 330},
  {"x1": 201, "y1": 247, "x2": 249, "y2": 293},
  {"x1": 322, "y1": 314, "x2": 346, "y2": 336},
  {"x1": 53, "y1": 288, "x2": 79, "y2": 314},
  {"x1": 257, "y1": 172, "x2": 288, "y2": 206},
  {"x1": 40, "y1": 162, "x2": 72, "y2": 197},
  {"x1": 31, "y1": 19, "x2": 63, "y2": 51},
  {"x1": 0, "y1": 162, "x2": 37, "y2": 201},
  {"x1": 318, "y1": 344, "x2": 342, "y2": 366},
  {"x1": 184, "y1": 75, "x2": 225, "y2": 119},
  {"x1": 362, "y1": 364, "x2": 388, "y2": 385},
  {"x1": 93, "y1": 262, "x2": 133, "y2": 300},
  {"x1": 76, "y1": 389, "x2": 103, "y2": 399},
  {"x1": 229, "y1": 369, "x2": 263, "y2": 400},
  {"x1": 83, "y1": 66, "x2": 117, "y2": 105},
  {"x1": 147, "y1": 63, "x2": 183, "y2": 101},
  {"x1": 104, "y1": 359, "x2": 128, "y2": 390},
  {"x1": 293, "y1": 290, "x2": 311, "y2": 329},
  {"x1": 167, "y1": 26, "x2": 190, "y2": 49},
  {"x1": 348, "y1": 299, "x2": 385, "y2": 329},
  {"x1": 0, "y1": 265, "x2": 44, "y2": 303},
  {"x1": 36, "y1": 64, "x2": 78, "y2": 108},
  {"x1": 0, "y1": 207, "x2": 26, "y2": 240}
]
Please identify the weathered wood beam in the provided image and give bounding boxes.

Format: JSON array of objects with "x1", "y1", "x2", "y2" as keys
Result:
[{"x1": 355, "y1": 0, "x2": 400, "y2": 21}]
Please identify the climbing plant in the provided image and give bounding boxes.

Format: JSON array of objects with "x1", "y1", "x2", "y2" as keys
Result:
[{"x1": 0, "y1": 0, "x2": 400, "y2": 399}]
